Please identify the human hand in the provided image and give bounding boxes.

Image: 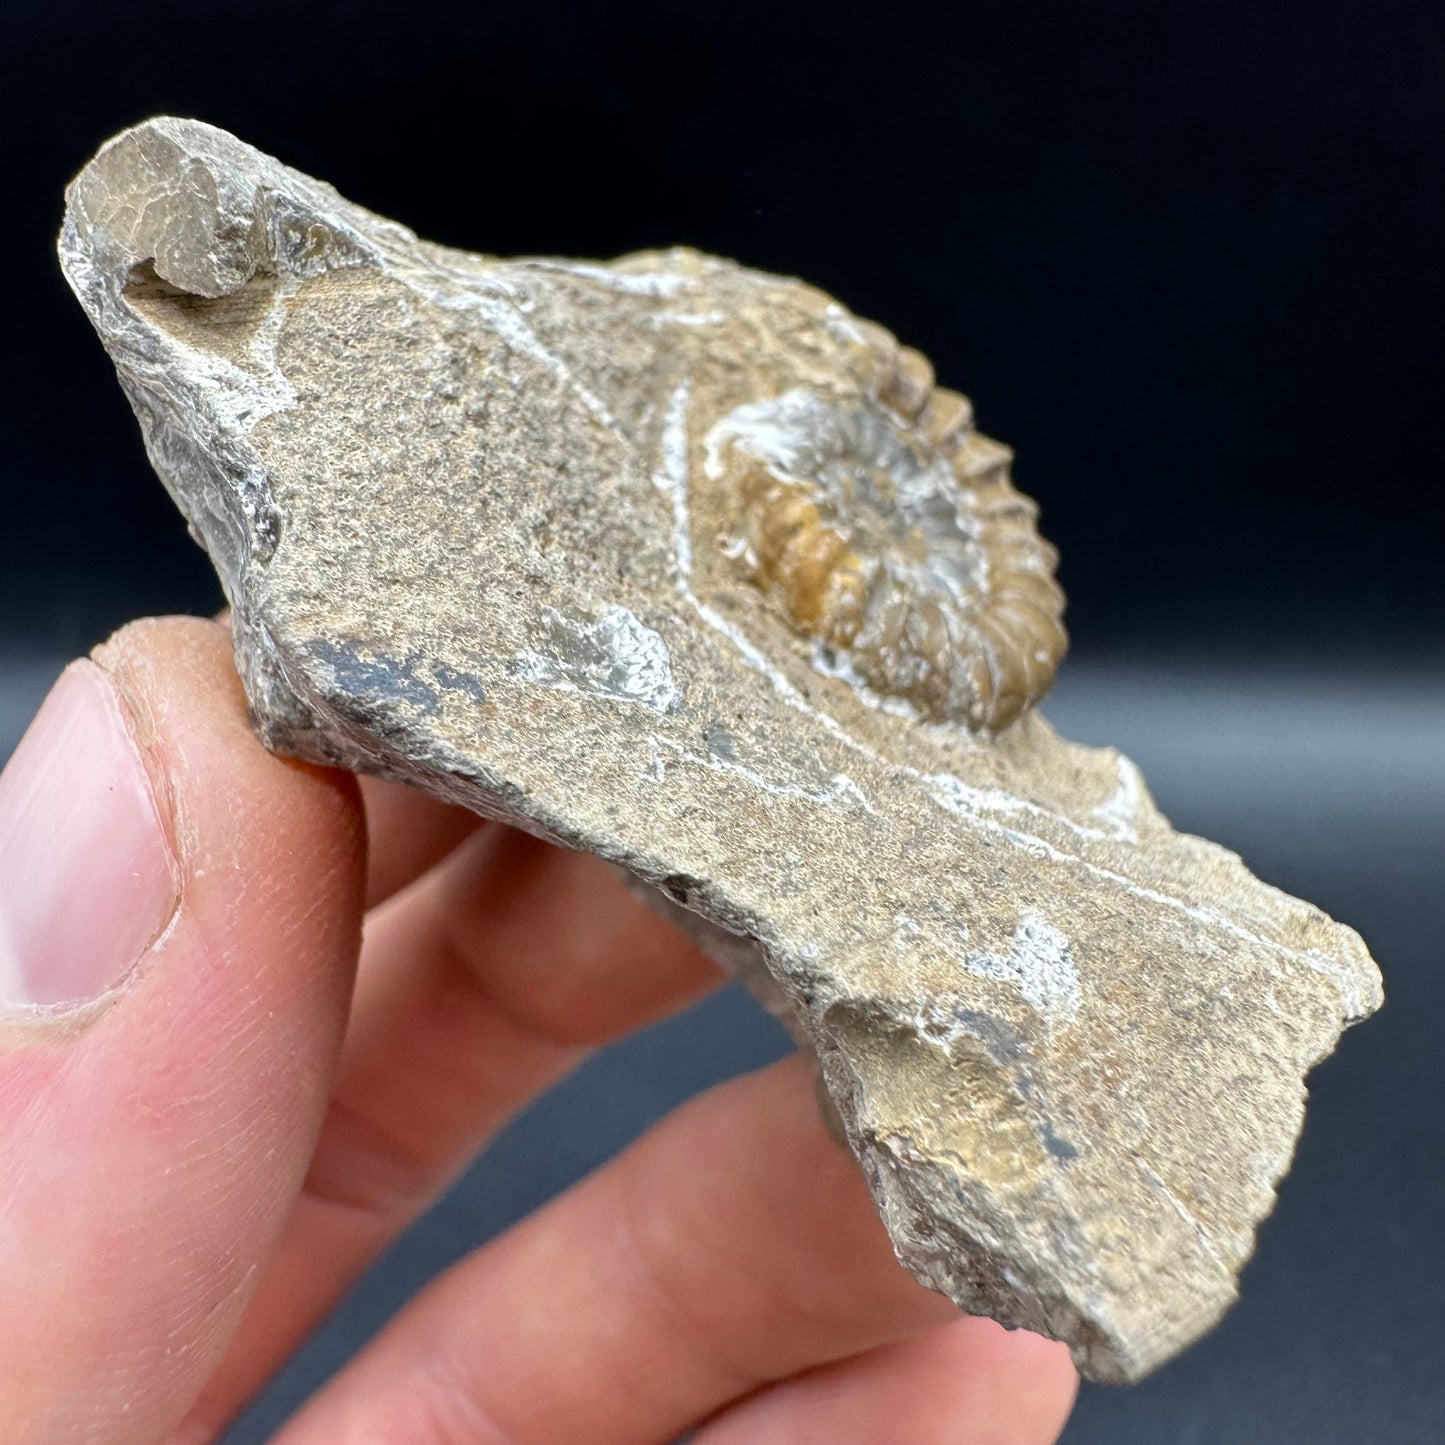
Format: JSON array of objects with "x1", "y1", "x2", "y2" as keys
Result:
[{"x1": 0, "y1": 616, "x2": 1077, "y2": 1443}]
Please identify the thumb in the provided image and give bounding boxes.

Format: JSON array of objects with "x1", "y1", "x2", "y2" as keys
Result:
[{"x1": 0, "y1": 617, "x2": 366, "y2": 1443}]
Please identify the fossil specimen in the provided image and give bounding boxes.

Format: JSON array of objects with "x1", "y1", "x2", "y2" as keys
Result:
[
  {"x1": 60, "y1": 118, "x2": 1382, "y2": 1385},
  {"x1": 704, "y1": 386, "x2": 1065, "y2": 729}
]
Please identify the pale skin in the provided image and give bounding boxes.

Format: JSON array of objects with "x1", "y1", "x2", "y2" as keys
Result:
[{"x1": 0, "y1": 616, "x2": 1077, "y2": 1443}]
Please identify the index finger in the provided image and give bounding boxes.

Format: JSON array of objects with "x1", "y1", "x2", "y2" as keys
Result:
[{"x1": 171, "y1": 819, "x2": 730, "y2": 1441}]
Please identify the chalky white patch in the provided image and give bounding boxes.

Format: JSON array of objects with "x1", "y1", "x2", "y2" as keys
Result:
[
  {"x1": 963, "y1": 912, "x2": 1081, "y2": 1023},
  {"x1": 517, "y1": 605, "x2": 679, "y2": 712}
]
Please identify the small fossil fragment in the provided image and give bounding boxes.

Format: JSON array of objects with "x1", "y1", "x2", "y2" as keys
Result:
[{"x1": 60, "y1": 118, "x2": 1382, "y2": 1385}]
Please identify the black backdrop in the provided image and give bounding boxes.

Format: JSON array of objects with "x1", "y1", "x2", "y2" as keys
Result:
[
  {"x1": 2, "y1": 4, "x2": 1442, "y2": 1444},
  {"x1": 3, "y1": 0, "x2": 1442, "y2": 660}
]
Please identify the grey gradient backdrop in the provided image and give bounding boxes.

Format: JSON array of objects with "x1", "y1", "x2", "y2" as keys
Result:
[
  {"x1": 2, "y1": 0, "x2": 1442, "y2": 1440},
  {"x1": 0, "y1": 661, "x2": 1439, "y2": 1443}
]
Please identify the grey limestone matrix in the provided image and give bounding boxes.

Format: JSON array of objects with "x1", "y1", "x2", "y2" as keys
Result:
[{"x1": 59, "y1": 118, "x2": 1382, "y2": 1384}]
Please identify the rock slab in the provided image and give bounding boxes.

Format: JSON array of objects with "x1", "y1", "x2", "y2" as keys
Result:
[{"x1": 59, "y1": 118, "x2": 1383, "y2": 1383}]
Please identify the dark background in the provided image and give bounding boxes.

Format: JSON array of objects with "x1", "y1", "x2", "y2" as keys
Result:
[{"x1": 1, "y1": 2, "x2": 1441, "y2": 1442}]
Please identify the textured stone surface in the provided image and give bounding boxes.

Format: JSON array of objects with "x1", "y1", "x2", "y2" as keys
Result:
[{"x1": 60, "y1": 118, "x2": 1382, "y2": 1384}]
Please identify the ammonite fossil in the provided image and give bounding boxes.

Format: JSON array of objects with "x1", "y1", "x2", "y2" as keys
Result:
[
  {"x1": 653, "y1": 255, "x2": 1068, "y2": 734},
  {"x1": 704, "y1": 378, "x2": 1066, "y2": 730},
  {"x1": 60, "y1": 119, "x2": 1380, "y2": 1386}
]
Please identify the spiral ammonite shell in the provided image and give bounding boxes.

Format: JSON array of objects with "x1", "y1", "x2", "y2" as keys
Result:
[{"x1": 703, "y1": 342, "x2": 1066, "y2": 732}]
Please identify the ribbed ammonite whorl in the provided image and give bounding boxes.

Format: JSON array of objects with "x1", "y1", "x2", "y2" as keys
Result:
[{"x1": 703, "y1": 342, "x2": 1067, "y2": 732}]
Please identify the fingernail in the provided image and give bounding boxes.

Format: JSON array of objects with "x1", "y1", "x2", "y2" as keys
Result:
[{"x1": 0, "y1": 659, "x2": 180, "y2": 1014}]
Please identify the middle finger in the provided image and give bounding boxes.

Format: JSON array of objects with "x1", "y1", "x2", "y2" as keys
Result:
[{"x1": 271, "y1": 1054, "x2": 969, "y2": 1445}]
